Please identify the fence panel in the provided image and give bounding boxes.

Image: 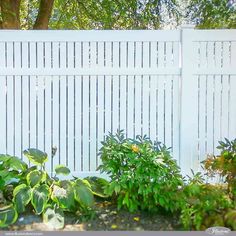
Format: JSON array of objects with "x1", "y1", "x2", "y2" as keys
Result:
[{"x1": 0, "y1": 29, "x2": 236, "y2": 177}]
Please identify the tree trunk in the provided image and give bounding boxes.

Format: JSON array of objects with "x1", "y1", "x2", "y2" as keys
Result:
[
  {"x1": 0, "y1": 0, "x2": 21, "y2": 29},
  {"x1": 33, "y1": 0, "x2": 54, "y2": 29}
]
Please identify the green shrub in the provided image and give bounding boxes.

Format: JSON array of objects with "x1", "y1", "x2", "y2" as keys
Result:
[
  {"x1": 98, "y1": 130, "x2": 184, "y2": 213},
  {"x1": 203, "y1": 138, "x2": 236, "y2": 200},
  {"x1": 180, "y1": 171, "x2": 234, "y2": 230}
]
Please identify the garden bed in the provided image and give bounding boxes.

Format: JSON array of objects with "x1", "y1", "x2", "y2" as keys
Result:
[{"x1": 4, "y1": 199, "x2": 181, "y2": 231}]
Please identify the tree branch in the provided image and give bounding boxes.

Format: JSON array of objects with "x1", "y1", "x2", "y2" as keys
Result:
[
  {"x1": 1, "y1": 0, "x2": 21, "y2": 29},
  {"x1": 33, "y1": 0, "x2": 54, "y2": 29}
]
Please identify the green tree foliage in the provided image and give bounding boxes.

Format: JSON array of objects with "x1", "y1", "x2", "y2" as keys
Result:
[
  {"x1": 186, "y1": 0, "x2": 236, "y2": 29},
  {"x1": 50, "y1": 0, "x2": 180, "y2": 29},
  {"x1": 1, "y1": 0, "x2": 180, "y2": 29}
]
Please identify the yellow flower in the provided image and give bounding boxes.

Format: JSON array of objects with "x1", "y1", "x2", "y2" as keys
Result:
[
  {"x1": 132, "y1": 145, "x2": 139, "y2": 153},
  {"x1": 133, "y1": 217, "x2": 140, "y2": 222},
  {"x1": 111, "y1": 224, "x2": 118, "y2": 229}
]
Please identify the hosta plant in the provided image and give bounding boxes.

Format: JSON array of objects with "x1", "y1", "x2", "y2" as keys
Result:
[
  {"x1": 98, "y1": 130, "x2": 184, "y2": 213},
  {"x1": 0, "y1": 148, "x2": 109, "y2": 229}
]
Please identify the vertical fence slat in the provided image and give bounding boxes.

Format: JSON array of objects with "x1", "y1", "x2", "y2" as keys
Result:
[
  {"x1": 68, "y1": 76, "x2": 75, "y2": 170},
  {"x1": 199, "y1": 76, "x2": 207, "y2": 164},
  {"x1": 59, "y1": 76, "x2": 67, "y2": 166},
  {"x1": 82, "y1": 76, "x2": 90, "y2": 172},
  {"x1": 112, "y1": 76, "x2": 119, "y2": 134},
  {"x1": 75, "y1": 76, "x2": 82, "y2": 172},
  {"x1": 206, "y1": 75, "x2": 214, "y2": 154},
  {"x1": 37, "y1": 76, "x2": 45, "y2": 151},
  {"x1": 0, "y1": 76, "x2": 6, "y2": 153},
  {"x1": 7, "y1": 76, "x2": 14, "y2": 155},
  {"x1": 127, "y1": 76, "x2": 134, "y2": 138},
  {"x1": 164, "y1": 76, "x2": 172, "y2": 149},
  {"x1": 44, "y1": 76, "x2": 52, "y2": 173},
  {"x1": 90, "y1": 76, "x2": 97, "y2": 171},
  {"x1": 149, "y1": 75, "x2": 157, "y2": 141},
  {"x1": 52, "y1": 76, "x2": 60, "y2": 170},
  {"x1": 119, "y1": 76, "x2": 127, "y2": 133},
  {"x1": 134, "y1": 75, "x2": 141, "y2": 136},
  {"x1": 172, "y1": 76, "x2": 180, "y2": 164},
  {"x1": 0, "y1": 42, "x2": 6, "y2": 68},
  {"x1": 142, "y1": 42, "x2": 150, "y2": 137},
  {"x1": 30, "y1": 76, "x2": 37, "y2": 150},
  {"x1": 14, "y1": 75, "x2": 22, "y2": 158},
  {"x1": 22, "y1": 76, "x2": 29, "y2": 163},
  {"x1": 157, "y1": 76, "x2": 165, "y2": 143},
  {"x1": 97, "y1": 75, "x2": 104, "y2": 167}
]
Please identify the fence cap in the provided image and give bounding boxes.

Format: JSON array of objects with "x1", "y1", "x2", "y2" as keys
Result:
[{"x1": 181, "y1": 24, "x2": 195, "y2": 29}]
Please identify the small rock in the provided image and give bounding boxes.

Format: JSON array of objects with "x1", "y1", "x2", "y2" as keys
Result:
[
  {"x1": 18, "y1": 217, "x2": 24, "y2": 222},
  {"x1": 99, "y1": 214, "x2": 107, "y2": 220}
]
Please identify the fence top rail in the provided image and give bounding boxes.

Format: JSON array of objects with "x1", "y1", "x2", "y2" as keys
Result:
[
  {"x1": 190, "y1": 29, "x2": 236, "y2": 42},
  {"x1": 0, "y1": 30, "x2": 181, "y2": 42}
]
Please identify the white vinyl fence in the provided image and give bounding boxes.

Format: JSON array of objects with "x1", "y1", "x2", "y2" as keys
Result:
[{"x1": 0, "y1": 28, "x2": 236, "y2": 177}]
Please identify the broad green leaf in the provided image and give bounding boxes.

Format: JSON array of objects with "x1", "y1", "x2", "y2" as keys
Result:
[
  {"x1": 74, "y1": 183, "x2": 94, "y2": 208},
  {"x1": 0, "y1": 177, "x2": 5, "y2": 189},
  {"x1": 0, "y1": 171, "x2": 21, "y2": 186},
  {"x1": 31, "y1": 184, "x2": 50, "y2": 215},
  {"x1": 0, "y1": 154, "x2": 11, "y2": 164},
  {"x1": 23, "y1": 149, "x2": 48, "y2": 166},
  {"x1": 75, "y1": 178, "x2": 91, "y2": 188},
  {"x1": 26, "y1": 170, "x2": 46, "y2": 187},
  {"x1": 13, "y1": 184, "x2": 31, "y2": 213},
  {"x1": 24, "y1": 166, "x2": 38, "y2": 176},
  {"x1": 51, "y1": 181, "x2": 75, "y2": 210},
  {"x1": 55, "y1": 165, "x2": 70, "y2": 176},
  {"x1": 0, "y1": 205, "x2": 18, "y2": 228},
  {"x1": 84, "y1": 177, "x2": 109, "y2": 198},
  {"x1": 43, "y1": 205, "x2": 64, "y2": 230},
  {"x1": 5, "y1": 156, "x2": 27, "y2": 172}
]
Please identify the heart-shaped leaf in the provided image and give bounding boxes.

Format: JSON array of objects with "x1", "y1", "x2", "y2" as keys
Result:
[
  {"x1": 74, "y1": 182, "x2": 94, "y2": 208},
  {"x1": 0, "y1": 205, "x2": 18, "y2": 228},
  {"x1": 13, "y1": 184, "x2": 31, "y2": 213},
  {"x1": 55, "y1": 165, "x2": 70, "y2": 176},
  {"x1": 31, "y1": 184, "x2": 50, "y2": 215},
  {"x1": 26, "y1": 170, "x2": 46, "y2": 187},
  {"x1": 23, "y1": 149, "x2": 48, "y2": 166},
  {"x1": 43, "y1": 205, "x2": 64, "y2": 230}
]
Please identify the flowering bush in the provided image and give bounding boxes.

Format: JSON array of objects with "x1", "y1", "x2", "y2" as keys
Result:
[{"x1": 98, "y1": 131, "x2": 184, "y2": 212}]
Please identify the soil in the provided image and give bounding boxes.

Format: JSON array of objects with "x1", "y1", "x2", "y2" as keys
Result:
[{"x1": 4, "y1": 200, "x2": 183, "y2": 231}]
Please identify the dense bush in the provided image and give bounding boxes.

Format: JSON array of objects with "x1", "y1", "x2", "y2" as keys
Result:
[
  {"x1": 0, "y1": 149, "x2": 108, "y2": 229},
  {"x1": 180, "y1": 171, "x2": 235, "y2": 230},
  {"x1": 180, "y1": 138, "x2": 236, "y2": 231},
  {"x1": 98, "y1": 131, "x2": 184, "y2": 213},
  {"x1": 203, "y1": 138, "x2": 236, "y2": 200}
]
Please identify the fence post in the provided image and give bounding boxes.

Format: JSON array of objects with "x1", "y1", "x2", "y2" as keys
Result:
[{"x1": 180, "y1": 25, "x2": 198, "y2": 177}]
